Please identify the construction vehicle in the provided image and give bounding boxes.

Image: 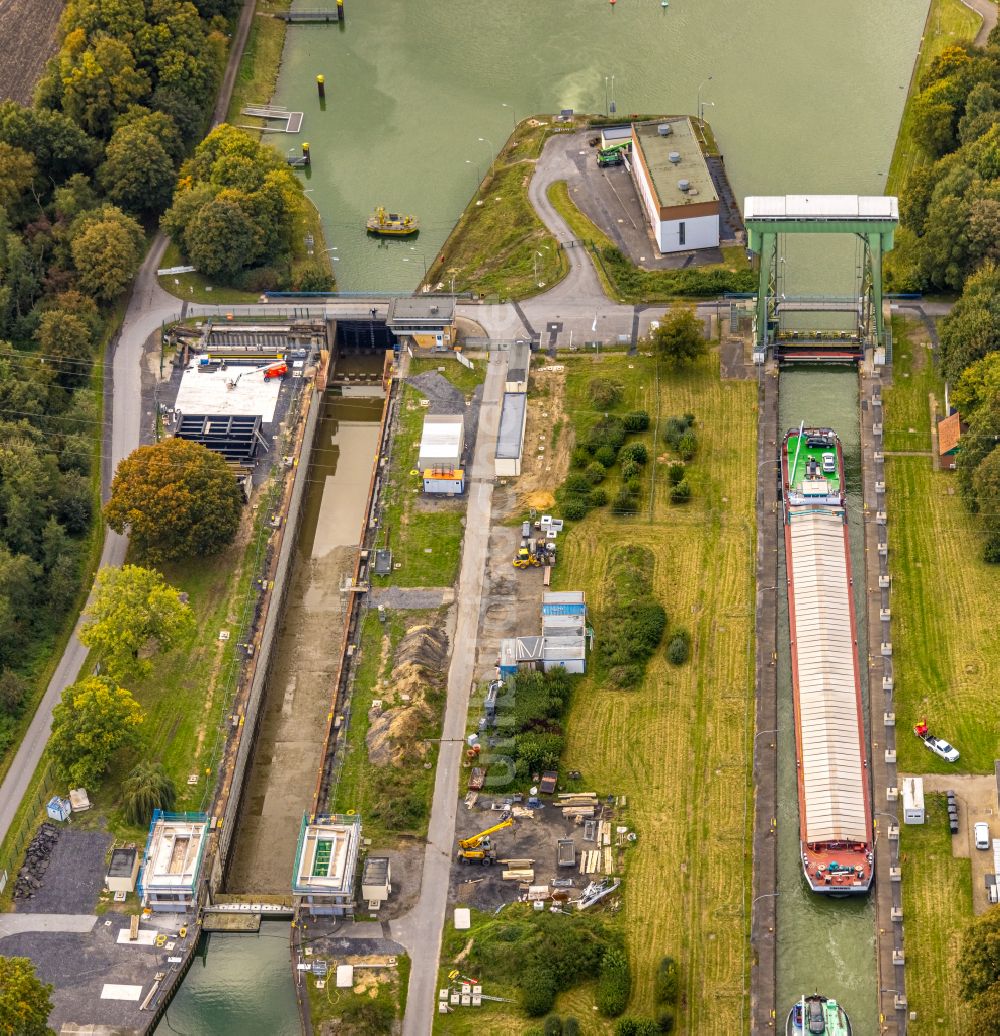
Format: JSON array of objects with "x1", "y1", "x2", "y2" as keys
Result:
[
  {"x1": 597, "y1": 140, "x2": 631, "y2": 167},
  {"x1": 456, "y1": 815, "x2": 513, "y2": 865},
  {"x1": 225, "y1": 361, "x2": 288, "y2": 390},
  {"x1": 513, "y1": 538, "x2": 556, "y2": 569}
]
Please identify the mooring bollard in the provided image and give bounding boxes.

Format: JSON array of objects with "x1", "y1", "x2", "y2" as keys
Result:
[
  {"x1": 302, "y1": 142, "x2": 311, "y2": 166},
  {"x1": 316, "y1": 74, "x2": 325, "y2": 100}
]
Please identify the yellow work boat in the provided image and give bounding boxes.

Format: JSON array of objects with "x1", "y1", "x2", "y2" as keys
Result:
[{"x1": 366, "y1": 206, "x2": 419, "y2": 236}]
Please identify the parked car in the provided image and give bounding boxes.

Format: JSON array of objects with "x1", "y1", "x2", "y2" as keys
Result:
[
  {"x1": 975, "y1": 822, "x2": 990, "y2": 850},
  {"x1": 925, "y1": 736, "x2": 960, "y2": 763},
  {"x1": 822, "y1": 452, "x2": 836, "y2": 473}
]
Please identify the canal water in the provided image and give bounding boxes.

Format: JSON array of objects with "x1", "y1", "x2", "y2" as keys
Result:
[
  {"x1": 272, "y1": 0, "x2": 928, "y2": 291},
  {"x1": 153, "y1": 923, "x2": 299, "y2": 1036},
  {"x1": 776, "y1": 368, "x2": 876, "y2": 1030}
]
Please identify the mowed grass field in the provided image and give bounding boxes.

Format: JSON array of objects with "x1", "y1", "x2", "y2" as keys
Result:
[
  {"x1": 884, "y1": 318, "x2": 1000, "y2": 774},
  {"x1": 554, "y1": 351, "x2": 756, "y2": 1029},
  {"x1": 900, "y1": 794, "x2": 972, "y2": 1035}
]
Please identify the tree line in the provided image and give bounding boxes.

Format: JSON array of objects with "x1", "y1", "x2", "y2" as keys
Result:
[
  {"x1": 891, "y1": 25, "x2": 1000, "y2": 560},
  {"x1": 0, "y1": 0, "x2": 265, "y2": 753}
]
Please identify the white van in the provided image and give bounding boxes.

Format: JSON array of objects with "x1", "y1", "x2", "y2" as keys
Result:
[{"x1": 975, "y1": 822, "x2": 990, "y2": 850}]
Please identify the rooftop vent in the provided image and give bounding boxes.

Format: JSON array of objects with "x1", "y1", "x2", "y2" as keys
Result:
[
  {"x1": 657, "y1": 123, "x2": 673, "y2": 136},
  {"x1": 668, "y1": 151, "x2": 681, "y2": 164},
  {"x1": 678, "y1": 179, "x2": 691, "y2": 192},
  {"x1": 687, "y1": 187, "x2": 699, "y2": 196}
]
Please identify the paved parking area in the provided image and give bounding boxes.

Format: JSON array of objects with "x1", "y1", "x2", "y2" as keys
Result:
[
  {"x1": 17, "y1": 829, "x2": 111, "y2": 915},
  {"x1": 538, "y1": 130, "x2": 725, "y2": 269}
]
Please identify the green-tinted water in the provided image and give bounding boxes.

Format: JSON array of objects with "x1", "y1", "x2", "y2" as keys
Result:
[
  {"x1": 273, "y1": 0, "x2": 928, "y2": 291},
  {"x1": 776, "y1": 369, "x2": 876, "y2": 1031},
  {"x1": 153, "y1": 924, "x2": 299, "y2": 1036}
]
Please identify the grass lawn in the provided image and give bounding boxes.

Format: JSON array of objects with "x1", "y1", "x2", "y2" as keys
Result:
[
  {"x1": 157, "y1": 240, "x2": 260, "y2": 306},
  {"x1": 328, "y1": 610, "x2": 441, "y2": 843},
  {"x1": 900, "y1": 794, "x2": 972, "y2": 1034},
  {"x1": 425, "y1": 121, "x2": 568, "y2": 300},
  {"x1": 307, "y1": 953, "x2": 410, "y2": 1033},
  {"x1": 884, "y1": 317, "x2": 1000, "y2": 773},
  {"x1": 552, "y1": 351, "x2": 756, "y2": 1026},
  {"x1": 374, "y1": 384, "x2": 464, "y2": 588},
  {"x1": 409, "y1": 355, "x2": 487, "y2": 396},
  {"x1": 885, "y1": 0, "x2": 982, "y2": 195},
  {"x1": 546, "y1": 180, "x2": 753, "y2": 303}
]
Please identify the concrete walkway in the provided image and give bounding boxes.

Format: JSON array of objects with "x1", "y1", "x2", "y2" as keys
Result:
[
  {"x1": 962, "y1": 0, "x2": 997, "y2": 47},
  {"x1": 0, "y1": 914, "x2": 96, "y2": 937},
  {"x1": 391, "y1": 351, "x2": 507, "y2": 1036}
]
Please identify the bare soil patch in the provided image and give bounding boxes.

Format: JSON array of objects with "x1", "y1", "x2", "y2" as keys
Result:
[
  {"x1": 0, "y1": 0, "x2": 61, "y2": 105},
  {"x1": 512, "y1": 365, "x2": 570, "y2": 514}
]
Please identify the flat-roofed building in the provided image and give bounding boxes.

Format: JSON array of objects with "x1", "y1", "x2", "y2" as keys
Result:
[
  {"x1": 386, "y1": 297, "x2": 456, "y2": 350},
  {"x1": 361, "y1": 856, "x2": 391, "y2": 909},
  {"x1": 418, "y1": 414, "x2": 464, "y2": 470},
  {"x1": 506, "y1": 341, "x2": 532, "y2": 393},
  {"x1": 138, "y1": 811, "x2": 209, "y2": 912},
  {"x1": 106, "y1": 848, "x2": 140, "y2": 894},
  {"x1": 495, "y1": 392, "x2": 528, "y2": 477},
  {"x1": 292, "y1": 813, "x2": 362, "y2": 917},
  {"x1": 630, "y1": 118, "x2": 720, "y2": 254}
]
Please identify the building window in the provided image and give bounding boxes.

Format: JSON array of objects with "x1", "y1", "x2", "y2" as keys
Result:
[{"x1": 678, "y1": 222, "x2": 686, "y2": 246}]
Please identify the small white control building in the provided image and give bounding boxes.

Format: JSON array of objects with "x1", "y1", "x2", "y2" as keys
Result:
[
  {"x1": 495, "y1": 392, "x2": 527, "y2": 477},
  {"x1": 902, "y1": 777, "x2": 925, "y2": 825},
  {"x1": 630, "y1": 118, "x2": 720, "y2": 254}
]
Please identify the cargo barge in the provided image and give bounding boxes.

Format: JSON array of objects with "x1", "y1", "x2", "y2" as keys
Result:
[{"x1": 781, "y1": 423, "x2": 873, "y2": 895}]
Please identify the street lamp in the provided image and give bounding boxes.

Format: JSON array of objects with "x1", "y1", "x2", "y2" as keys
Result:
[
  {"x1": 502, "y1": 102, "x2": 516, "y2": 131},
  {"x1": 465, "y1": 158, "x2": 481, "y2": 186},
  {"x1": 402, "y1": 254, "x2": 428, "y2": 277},
  {"x1": 752, "y1": 891, "x2": 779, "y2": 907},
  {"x1": 696, "y1": 74, "x2": 708, "y2": 120},
  {"x1": 754, "y1": 728, "x2": 777, "y2": 742},
  {"x1": 477, "y1": 137, "x2": 495, "y2": 179}
]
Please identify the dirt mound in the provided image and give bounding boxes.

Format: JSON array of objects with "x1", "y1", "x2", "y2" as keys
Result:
[
  {"x1": 523, "y1": 490, "x2": 555, "y2": 510},
  {"x1": 366, "y1": 625, "x2": 449, "y2": 768}
]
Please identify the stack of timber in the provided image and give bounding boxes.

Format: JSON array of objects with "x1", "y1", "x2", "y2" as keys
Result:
[
  {"x1": 502, "y1": 868, "x2": 534, "y2": 882},
  {"x1": 558, "y1": 792, "x2": 598, "y2": 818}
]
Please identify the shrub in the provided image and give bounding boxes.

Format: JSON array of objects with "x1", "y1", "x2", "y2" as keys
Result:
[
  {"x1": 589, "y1": 487, "x2": 609, "y2": 507},
  {"x1": 623, "y1": 410, "x2": 650, "y2": 432},
  {"x1": 521, "y1": 967, "x2": 557, "y2": 1016},
  {"x1": 655, "y1": 956, "x2": 679, "y2": 1004},
  {"x1": 572, "y1": 447, "x2": 592, "y2": 468},
  {"x1": 564, "y1": 473, "x2": 592, "y2": 495},
  {"x1": 616, "y1": 1021, "x2": 659, "y2": 1036},
  {"x1": 984, "y1": 532, "x2": 1000, "y2": 563},
  {"x1": 609, "y1": 664, "x2": 643, "y2": 688},
  {"x1": 586, "y1": 462, "x2": 606, "y2": 485},
  {"x1": 597, "y1": 948, "x2": 632, "y2": 1017},
  {"x1": 666, "y1": 632, "x2": 690, "y2": 666},
  {"x1": 621, "y1": 460, "x2": 640, "y2": 482},
  {"x1": 677, "y1": 431, "x2": 697, "y2": 460},
  {"x1": 657, "y1": 1009, "x2": 676, "y2": 1032},
  {"x1": 0, "y1": 670, "x2": 27, "y2": 716},
  {"x1": 613, "y1": 488, "x2": 639, "y2": 513},
  {"x1": 663, "y1": 414, "x2": 694, "y2": 450},
  {"x1": 667, "y1": 463, "x2": 686, "y2": 486},
  {"x1": 544, "y1": 1018, "x2": 563, "y2": 1036},
  {"x1": 670, "y1": 479, "x2": 691, "y2": 504},
  {"x1": 588, "y1": 415, "x2": 627, "y2": 452},
  {"x1": 620, "y1": 442, "x2": 648, "y2": 465},
  {"x1": 589, "y1": 377, "x2": 624, "y2": 409},
  {"x1": 562, "y1": 497, "x2": 589, "y2": 521},
  {"x1": 595, "y1": 445, "x2": 617, "y2": 468},
  {"x1": 625, "y1": 477, "x2": 642, "y2": 496},
  {"x1": 563, "y1": 1019, "x2": 580, "y2": 1036}
]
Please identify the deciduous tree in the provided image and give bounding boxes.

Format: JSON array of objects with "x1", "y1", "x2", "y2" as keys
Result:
[
  {"x1": 70, "y1": 204, "x2": 144, "y2": 301},
  {"x1": 0, "y1": 141, "x2": 37, "y2": 212},
  {"x1": 99, "y1": 118, "x2": 177, "y2": 214},
  {"x1": 0, "y1": 956, "x2": 54, "y2": 1035},
  {"x1": 650, "y1": 306, "x2": 707, "y2": 367},
  {"x1": 81, "y1": 564, "x2": 195, "y2": 681},
  {"x1": 50, "y1": 675, "x2": 143, "y2": 789},
  {"x1": 960, "y1": 907, "x2": 1000, "y2": 1000},
  {"x1": 122, "y1": 760, "x2": 177, "y2": 825},
  {"x1": 104, "y1": 437, "x2": 243, "y2": 563}
]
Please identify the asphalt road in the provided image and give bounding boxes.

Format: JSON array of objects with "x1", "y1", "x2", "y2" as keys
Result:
[{"x1": 391, "y1": 352, "x2": 507, "y2": 1035}]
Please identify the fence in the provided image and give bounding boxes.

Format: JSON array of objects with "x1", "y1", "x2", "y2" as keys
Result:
[{"x1": 0, "y1": 756, "x2": 56, "y2": 895}]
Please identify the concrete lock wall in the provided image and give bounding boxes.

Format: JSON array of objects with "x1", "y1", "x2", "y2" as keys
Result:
[{"x1": 214, "y1": 384, "x2": 325, "y2": 880}]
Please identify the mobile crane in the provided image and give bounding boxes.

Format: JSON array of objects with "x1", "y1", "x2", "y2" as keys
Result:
[{"x1": 456, "y1": 814, "x2": 513, "y2": 865}]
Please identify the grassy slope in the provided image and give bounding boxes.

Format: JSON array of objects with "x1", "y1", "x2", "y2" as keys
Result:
[
  {"x1": 425, "y1": 121, "x2": 567, "y2": 300},
  {"x1": 885, "y1": 0, "x2": 982, "y2": 194},
  {"x1": 885, "y1": 317, "x2": 1000, "y2": 774},
  {"x1": 900, "y1": 795, "x2": 972, "y2": 1034}
]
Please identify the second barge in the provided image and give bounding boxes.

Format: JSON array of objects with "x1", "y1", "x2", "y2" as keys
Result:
[{"x1": 781, "y1": 423, "x2": 873, "y2": 895}]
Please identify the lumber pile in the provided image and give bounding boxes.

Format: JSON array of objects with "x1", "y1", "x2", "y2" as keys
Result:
[
  {"x1": 502, "y1": 868, "x2": 534, "y2": 882},
  {"x1": 499, "y1": 858, "x2": 535, "y2": 868}
]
